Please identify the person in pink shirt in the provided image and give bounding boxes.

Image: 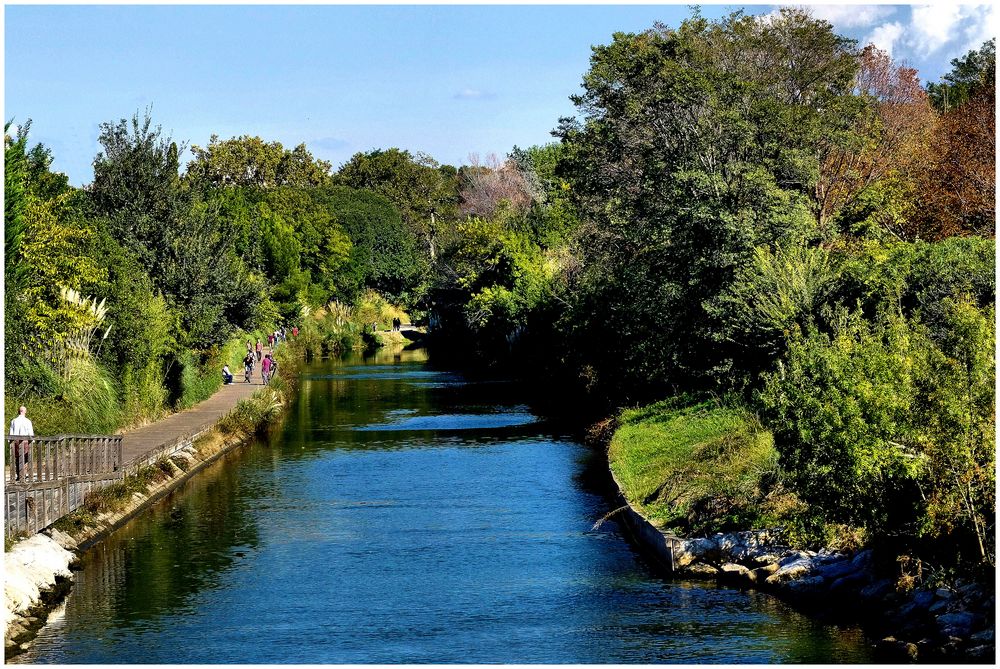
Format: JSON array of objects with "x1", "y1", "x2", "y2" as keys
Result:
[{"x1": 261, "y1": 353, "x2": 273, "y2": 384}]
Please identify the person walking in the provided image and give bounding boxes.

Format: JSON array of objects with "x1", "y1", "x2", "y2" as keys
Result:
[
  {"x1": 268, "y1": 332, "x2": 275, "y2": 349},
  {"x1": 9, "y1": 405, "x2": 34, "y2": 481},
  {"x1": 255, "y1": 339, "x2": 263, "y2": 363},
  {"x1": 261, "y1": 353, "x2": 273, "y2": 385},
  {"x1": 243, "y1": 351, "x2": 255, "y2": 383}
]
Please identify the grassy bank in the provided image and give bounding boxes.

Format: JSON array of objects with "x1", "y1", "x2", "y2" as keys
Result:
[{"x1": 608, "y1": 397, "x2": 801, "y2": 537}]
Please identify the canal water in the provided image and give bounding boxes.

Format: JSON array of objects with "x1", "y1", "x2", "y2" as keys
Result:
[{"x1": 18, "y1": 346, "x2": 873, "y2": 663}]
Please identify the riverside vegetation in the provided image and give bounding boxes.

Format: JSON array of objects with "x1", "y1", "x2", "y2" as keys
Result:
[{"x1": 5, "y1": 5, "x2": 994, "y2": 645}]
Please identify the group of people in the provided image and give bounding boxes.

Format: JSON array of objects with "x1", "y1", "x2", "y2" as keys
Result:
[
  {"x1": 222, "y1": 332, "x2": 287, "y2": 385},
  {"x1": 390, "y1": 318, "x2": 403, "y2": 332}
]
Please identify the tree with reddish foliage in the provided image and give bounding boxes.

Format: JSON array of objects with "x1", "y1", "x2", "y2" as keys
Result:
[
  {"x1": 818, "y1": 45, "x2": 936, "y2": 236},
  {"x1": 458, "y1": 153, "x2": 536, "y2": 219},
  {"x1": 913, "y1": 42, "x2": 996, "y2": 240}
]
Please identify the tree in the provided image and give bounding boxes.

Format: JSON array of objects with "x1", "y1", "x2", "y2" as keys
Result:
[
  {"x1": 335, "y1": 148, "x2": 459, "y2": 261},
  {"x1": 554, "y1": 8, "x2": 857, "y2": 398},
  {"x1": 927, "y1": 39, "x2": 995, "y2": 112},
  {"x1": 458, "y1": 153, "x2": 535, "y2": 218},
  {"x1": 90, "y1": 110, "x2": 187, "y2": 268},
  {"x1": 818, "y1": 46, "x2": 936, "y2": 237},
  {"x1": 186, "y1": 134, "x2": 332, "y2": 189}
]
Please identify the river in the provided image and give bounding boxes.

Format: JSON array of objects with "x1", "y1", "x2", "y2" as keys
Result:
[{"x1": 17, "y1": 345, "x2": 873, "y2": 663}]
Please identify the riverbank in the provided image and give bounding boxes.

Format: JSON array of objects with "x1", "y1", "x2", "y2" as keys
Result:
[
  {"x1": 603, "y1": 400, "x2": 995, "y2": 663},
  {"x1": 4, "y1": 341, "x2": 306, "y2": 659}
]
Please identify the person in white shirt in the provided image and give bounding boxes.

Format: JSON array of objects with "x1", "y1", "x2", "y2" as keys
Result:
[{"x1": 9, "y1": 405, "x2": 34, "y2": 481}]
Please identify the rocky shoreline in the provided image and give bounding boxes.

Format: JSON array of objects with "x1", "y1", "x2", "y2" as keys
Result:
[{"x1": 665, "y1": 528, "x2": 994, "y2": 662}]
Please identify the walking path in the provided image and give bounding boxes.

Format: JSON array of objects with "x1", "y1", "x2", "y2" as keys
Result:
[{"x1": 120, "y1": 349, "x2": 275, "y2": 468}]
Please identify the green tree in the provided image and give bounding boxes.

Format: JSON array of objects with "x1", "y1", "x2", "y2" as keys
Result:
[
  {"x1": 555, "y1": 8, "x2": 856, "y2": 399},
  {"x1": 335, "y1": 148, "x2": 459, "y2": 261},
  {"x1": 186, "y1": 134, "x2": 332, "y2": 189},
  {"x1": 927, "y1": 39, "x2": 996, "y2": 112}
]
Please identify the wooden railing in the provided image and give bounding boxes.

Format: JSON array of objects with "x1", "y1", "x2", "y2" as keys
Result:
[{"x1": 5, "y1": 434, "x2": 123, "y2": 537}]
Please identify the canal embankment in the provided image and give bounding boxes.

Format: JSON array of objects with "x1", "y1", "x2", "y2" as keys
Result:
[
  {"x1": 601, "y1": 398, "x2": 995, "y2": 663},
  {"x1": 4, "y1": 342, "x2": 303, "y2": 659}
]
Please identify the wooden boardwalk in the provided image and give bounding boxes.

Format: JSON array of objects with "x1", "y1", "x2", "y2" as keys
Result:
[{"x1": 120, "y1": 353, "x2": 274, "y2": 469}]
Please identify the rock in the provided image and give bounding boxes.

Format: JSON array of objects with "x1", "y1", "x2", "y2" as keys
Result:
[
  {"x1": 935, "y1": 588, "x2": 954, "y2": 600},
  {"x1": 682, "y1": 562, "x2": 720, "y2": 577},
  {"x1": 851, "y1": 549, "x2": 874, "y2": 569},
  {"x1": 674, "y1": 537, "x2": 718, "y2": 568},
  {"x1": 829, "y1": 570, "x2": 870, "y2": 595},
  {"x1": 937, "y1": 611, "x2": 976, "y2": 636},
  {"x1": 875, "y1": 636, "x2": 919, "y2": 662},
  {"x1": 766, "y1": 558, "x2": 813, "y2": 585},
  {"x1": 928, "y1": 599, "x2": 950, "y2": 614},
  {"x1": 785, "y1": 575, "x2": 826, "y2": 594},
  {"x1": 912, "y1": 590, "x2": 936, "y2": 609},
  {"x1": 970, "y1": 628, "x2": 994, "y2": 644},
  {"x1": 718, "y1": 563, "x2": 756, "y2": 587},
  {"x1": 966, "y1": 645, "x2": 995, "y2": 662},
  {"x1": 860, "y1": 578, "x2": 894, "y2": 602},
  {"x1": 45, "y1": 528, "x2": 79, "y2": 551},
  {"x1": 778, "y1": 551, "x2": 809, "y2": 567},
  {"x1": 753, "y1": 563, "x2": 779, "y2": 582},
  {"x1": 815, "y1": 558, "x2": 857, "y2": 581}
]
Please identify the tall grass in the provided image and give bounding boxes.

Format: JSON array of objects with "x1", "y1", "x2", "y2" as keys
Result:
[
  {"x1": 12, "y1": 357, "x2": 123, "y2": 434},
  {"x1": 176, "y1": 337, "x2": 247, "y2": 409}
]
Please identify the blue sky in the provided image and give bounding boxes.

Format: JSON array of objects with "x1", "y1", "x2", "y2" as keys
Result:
[{"x1": 5, "y1": 4, "x2": 996, "y2": 186}]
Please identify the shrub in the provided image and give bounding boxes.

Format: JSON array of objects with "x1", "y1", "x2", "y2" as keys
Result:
[{"x1": 759, "y1": 308, "x2": 925, "y2": 533}]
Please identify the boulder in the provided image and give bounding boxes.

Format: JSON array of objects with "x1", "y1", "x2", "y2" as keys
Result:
[
  {"x1": 936, "y1": 611, "x2": 976, "y2": 636},
  {"x1": 970, "y1": 628, "x2": 994, "y2": 644},
  {"x1": 766, "y1": 558, "x2": 813, "y2": 585},
  {"x1": 778, "y1": 551, "x2": 809, "y2": 567},
  {"x1": 815, "y1": 558, "x2": 857, "y2": 581},
  {"x1": 928, "y1": 599, "x2": 950, "y2": 615},
  {"x1": 912, "y1": 590, "x2": 936, "y2": 609},
  {"x1": 718, "y1": 563, "x2": 756, "y2": 587},
  {"x1": 966, "y1": 645, "x2": 995, "y2": 662},
  {"x1": 674, "y1": 537, "x2": 718, "y2": 568},
  {"x1": 829, "y1": 571, "x2": 870, "y2": 595},
  {"x1": 682, "y1": 562, "x2": 720, "y2": 577},
  {"x1": 753, "y1": 564, "x2": 778, "y2": 583},
  {"x1": 935, "y1": 588, "x2": 954, "y2": 600},
  {"x1": 785, "y1": 575, "x2": 826, "y2": 594},
  {"x1": 851, "y1": 549, "x2": 874, "y2": 569},
  {"x1": 860, "y1": 578, "x2": 894, "y2": 602},
  {"x1": 875, "y1": 637, "x2": 919, "y2": 662}
]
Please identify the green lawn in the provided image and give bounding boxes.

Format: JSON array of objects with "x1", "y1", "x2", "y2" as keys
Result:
[{"x1": 608, "y1": 398, "x2": 792, "y2": 535}]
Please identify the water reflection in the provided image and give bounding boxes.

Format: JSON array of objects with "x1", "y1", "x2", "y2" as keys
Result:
[{"x1": 18, "y1": 345, "x2": 873, "y2": 663}]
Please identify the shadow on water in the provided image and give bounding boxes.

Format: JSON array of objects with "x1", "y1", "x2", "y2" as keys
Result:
[{"x1": 17, "y1": 345, "x2": 874, "y2": 664}]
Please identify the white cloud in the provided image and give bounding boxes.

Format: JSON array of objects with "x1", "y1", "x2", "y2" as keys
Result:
[
  {"x1": 909, "y1": 4, "x2": 966, "y2": 55},
  {"x1": 808, "y1": 4, "x2": 896, "y2": 29},
  {"x1": 865, "y1": 20, "x2": 905, "y2": 56}
]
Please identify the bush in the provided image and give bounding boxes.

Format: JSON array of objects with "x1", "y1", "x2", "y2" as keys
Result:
[{"x1": 760, "y1": 308, "x2": 926, "y2": 533}]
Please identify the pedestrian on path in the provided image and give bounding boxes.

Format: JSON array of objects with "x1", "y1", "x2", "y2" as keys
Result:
[
  {"x1": 292, "y1": 326, "x2": 298, "y2": 338},
  {"x1": 268, "y1": 332, "x2": 275, "y2": 349},
  {"x1": 222, "y1": 364, "x2": 234, "y2": 385},
  {"x1": 243, "y1": 352, "x2": 255, "y2": 383},
  {"x1": 9, "y1": 405, "x2": 34, "y2": 481},
  {"x1": 261, "y1": 354, "x2": 273, "y2": 384},
  {"x1": 255, "y1": 339, "x2": 263, "y2": 362}
]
